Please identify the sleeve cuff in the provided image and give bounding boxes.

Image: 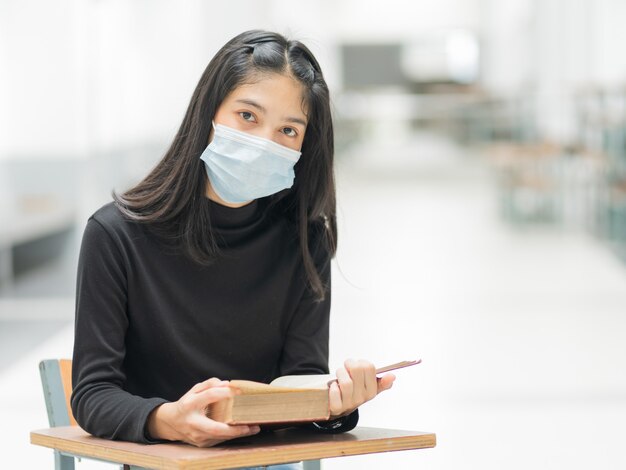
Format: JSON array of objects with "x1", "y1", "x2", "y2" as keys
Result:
[
  {"x1": 141, "y1": 398, "x2": 170, "y2": 444},
  {"x1": 310, "y1": 408, "x2": 359, "y2": 434}
]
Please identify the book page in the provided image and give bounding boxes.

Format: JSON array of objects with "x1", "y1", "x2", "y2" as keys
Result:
[
  {"x1": 270, "y1": 360, "x2": 421, "y2": 389},
  {"x1": 269, "y1": 374, "x2": 333, "y2": 389},
  {"x1": 230, "y1": 379, "x2": 327, "y2": 393}
]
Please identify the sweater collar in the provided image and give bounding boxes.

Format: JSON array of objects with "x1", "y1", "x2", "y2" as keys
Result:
[{"x1": 207, "y1": 198, "x2": 262, "y2": 229}]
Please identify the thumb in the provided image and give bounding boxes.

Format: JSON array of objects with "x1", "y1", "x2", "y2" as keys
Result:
[{"x1": 376, "y1": 373, "x2": 396, "y2": 393}]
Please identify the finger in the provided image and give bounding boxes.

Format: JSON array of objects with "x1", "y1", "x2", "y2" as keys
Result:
[
  {"x1": 376, "y1": 373, "x2": 396, "y2": 393},
  {"x1": 335, "y1": 367, "x2": 354, "y2": 409},
  {"x1": 189, "y1": 386, "x2": 234, "y2": 409},
  {"x1": 361, "y1": 360, "x2": 378, "y2": 400},
  {"x1": 203, "y1": 377, "x2": 229, "y2": 388},
  {"x1": 192, "y1": 414, "x2": 261, "y2": 439},
  {"x1": 204, "y1": 421, "x2": 260, "y2": 439},
  {"x1": 189, "y1": 378, "x2": 228, "y2": 394},
  {"x1": 345, "y1": 358, "x2": 366, "y2": 393},
  {"x1": 187, "y1": 423, "x2": 251, "y2": 443},
  {"x1": 328, "y1": 380, "x2": 344, "y2": 416},
  {"x1": 346, "y1": 359, "x2": 370, "y2": 404}
]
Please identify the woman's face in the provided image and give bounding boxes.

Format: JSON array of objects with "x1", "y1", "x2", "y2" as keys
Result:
[
  {"x1": 212, "y1": 72, "x2": 308, "y2": 151},
  {"x1": 205, "y1": 72, "x2": 309, "y2": 207}
]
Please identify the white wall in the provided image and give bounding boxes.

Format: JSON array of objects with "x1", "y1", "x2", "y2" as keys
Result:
[
  {"x1": 0, "y1": 0, "x2": 277, "y2": 160},
  {"x1": 480, "y1": 0, "x2": 534, "y2": 93},
  {"x1": 0, "y1": 0, "x2": 490, "y2": 161},
  {"x1": 2, "y1": 0, "x2": 626, "y2": 160},
  {"x1": 87, "y1": 0, "x2": 279, "y2": 153},
  {"x1": 481, "y1": 0, "x2": 626, "y2": 142},
  {"x1": 590, "y1": 0, "x2": 626, "y2": 84},
  {"x1": 322, "y1": 0, "x2": 483, "y2": 40},
  {"x1": 0, "y1": 0, "x2": 83, "y2": 159}
]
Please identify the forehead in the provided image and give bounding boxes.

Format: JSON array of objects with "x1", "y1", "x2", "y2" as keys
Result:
[{"x1": 225, "y1": 73, "x2": 309, "y2": 118}]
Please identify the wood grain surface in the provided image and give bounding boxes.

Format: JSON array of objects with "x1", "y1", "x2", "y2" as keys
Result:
[{"x1": 31, "y1": 425, "x2": 436, "y2": 469}]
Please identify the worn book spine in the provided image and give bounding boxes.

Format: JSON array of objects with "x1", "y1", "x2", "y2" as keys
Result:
[{"x1": 205, "y1": 388, "x2": 330, "y2": 425}]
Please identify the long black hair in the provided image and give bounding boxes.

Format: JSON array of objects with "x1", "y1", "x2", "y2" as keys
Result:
[{"x1": 113, "y1": 30, "x2": 336, "y2": 300}]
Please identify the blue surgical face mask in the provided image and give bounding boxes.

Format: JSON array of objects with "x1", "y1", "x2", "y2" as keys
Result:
[{"x1": 200, "y1": 122, "x2": 301, "y2": 204}]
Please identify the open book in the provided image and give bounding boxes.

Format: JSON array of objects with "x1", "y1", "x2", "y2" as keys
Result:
[{"x1": 205, "y1": 360, "x2": 420, "y2": 425}]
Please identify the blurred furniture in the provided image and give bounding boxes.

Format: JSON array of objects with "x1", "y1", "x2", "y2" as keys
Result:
[
  {"x1": 482, "y1": 83, "x2": 626, "y2": 265},
  {"x1": 575, "y1": 86, "x2": 626, "y2": 256},
  {"x1": 35, "y1": 359, "x2": 436, "y2": 470},
  {"x1": 488, "y1": 142, "x2": 606, "y2": 227},
  {"x1": 0, "y1": 201, "x2": 74, "y2": 291}
]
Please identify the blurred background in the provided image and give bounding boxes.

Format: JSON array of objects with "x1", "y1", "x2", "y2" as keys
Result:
[{"x1": 1, "y1": 0, "x2": 626, "y2": 468}]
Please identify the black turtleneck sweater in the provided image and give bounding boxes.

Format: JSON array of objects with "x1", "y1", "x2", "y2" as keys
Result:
[{"x1": 70, "y1": 198, "x2": 357, "y2": 443}]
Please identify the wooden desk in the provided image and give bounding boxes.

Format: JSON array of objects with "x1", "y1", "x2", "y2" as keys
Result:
[{"x1": 31, "y1": 426, "x2": 436, "y2": 469}]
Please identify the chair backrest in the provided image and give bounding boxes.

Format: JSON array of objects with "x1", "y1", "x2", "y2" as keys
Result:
[{"x1": 39, "y1": 359, "x2": 77, "y2": 427}]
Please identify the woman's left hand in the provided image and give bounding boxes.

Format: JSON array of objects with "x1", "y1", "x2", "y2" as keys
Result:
[{"x1": 328, "y1": 359, "x2": 396, "y2": 418}]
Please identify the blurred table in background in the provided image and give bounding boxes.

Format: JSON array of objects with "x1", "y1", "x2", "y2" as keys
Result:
[{"x1": 0, "y1": 198, "x2": 75, "y2": 292}]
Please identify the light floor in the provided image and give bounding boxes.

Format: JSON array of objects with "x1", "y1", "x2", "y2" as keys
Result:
[{"x1": 1, "y1": 132, "x2": 625, "y2": 469}]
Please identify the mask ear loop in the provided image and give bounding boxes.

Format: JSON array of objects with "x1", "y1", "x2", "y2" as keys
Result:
[{"x1": 206, "y1": 121, "x2": 217, "y2": 147}]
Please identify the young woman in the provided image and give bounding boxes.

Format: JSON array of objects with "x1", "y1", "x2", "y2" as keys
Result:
[{"x1": 70, "y1": 30, "x2": 395, "y2": 457}]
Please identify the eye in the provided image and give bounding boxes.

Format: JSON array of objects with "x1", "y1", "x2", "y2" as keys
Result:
[
  {"x1": 282, "y1": 127, "x2": 297, "y2": 137},
  {"x1": 239, "y1": 111, "x2": 256, "y2": 122}
]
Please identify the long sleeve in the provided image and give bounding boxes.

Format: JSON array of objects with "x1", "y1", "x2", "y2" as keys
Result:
[{"x1": 70, "y1": 218, "x2": 167, "y2": 443}]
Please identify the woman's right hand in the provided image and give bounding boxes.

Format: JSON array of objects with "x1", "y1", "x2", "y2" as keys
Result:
[{"x1": 147, "y1": 377, "x2": 261, "y2": 447}]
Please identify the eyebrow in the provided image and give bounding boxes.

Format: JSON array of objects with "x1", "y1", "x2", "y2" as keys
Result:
[{"x1": 235, "y1": 98, "x2": 307, "y2": 127}]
